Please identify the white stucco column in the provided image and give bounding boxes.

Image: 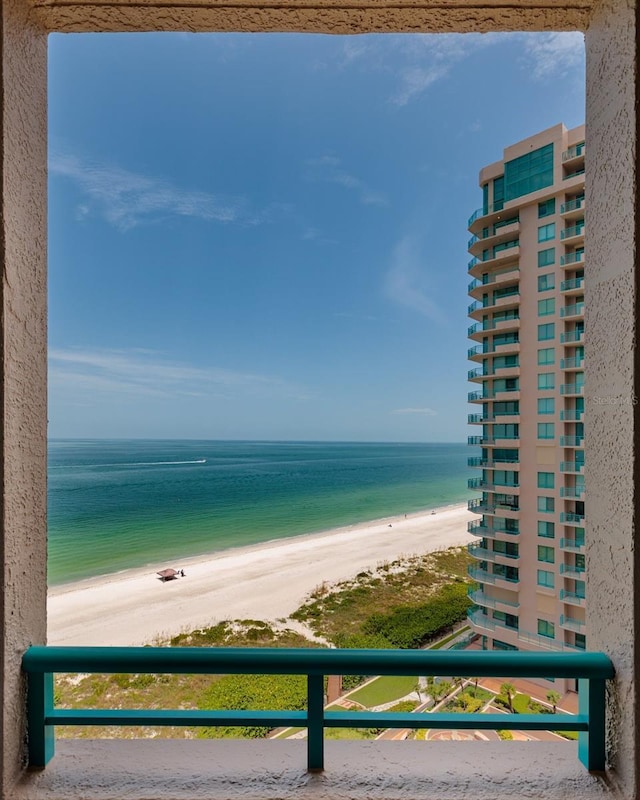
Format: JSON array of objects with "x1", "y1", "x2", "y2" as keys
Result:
[
  {"x1": 586, "y1": 0, "x2": 640, "y2": 795},
  {"x1": 0, "y1": 0, "x2": 47, "y2": 793}
]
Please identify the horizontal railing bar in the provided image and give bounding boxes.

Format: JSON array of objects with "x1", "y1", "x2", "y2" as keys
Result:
[
  {"x1": 44, "y1": 708, "x2": 590, "y2": 732},
  {"x1": 47, "y1": 709, "x2": 306, "y2": 726},
  {"x1": 22, "y1": 646, "x2": 615, "y2": 680}
]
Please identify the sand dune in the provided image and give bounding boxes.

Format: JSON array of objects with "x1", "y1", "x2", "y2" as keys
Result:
[{"x1": 47, "y1": 503, "x2": 471, "y2": 646}]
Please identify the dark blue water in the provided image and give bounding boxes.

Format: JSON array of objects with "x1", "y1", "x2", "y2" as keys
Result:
[{"x1": 48, "y1": 440, "x2": 469, "y2": 585}]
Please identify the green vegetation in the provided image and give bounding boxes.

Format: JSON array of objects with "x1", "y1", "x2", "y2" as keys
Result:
[
  {"x1": 443, "y1": 685, "x2": 493, "y2": 713},
  {"x1": 494, "y1": 691, "x2": 552, "y2": 715},
  {"x1": 346, "y1": 675, "x2": 418, "y2": 707},
  {"x1": 497, "y1": 730, "x2": 514, "y2": 741},
  {"x1": 292, "y1": 547, "x2": 473, "y2": 642}
]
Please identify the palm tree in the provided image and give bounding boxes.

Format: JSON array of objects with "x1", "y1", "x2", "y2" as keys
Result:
[
  {"x1": 546, "y1": 690, "x2": 561, "y2": 713},
  {"x1": 500, "y1": 682, "x2": 516, "y2": 713}
]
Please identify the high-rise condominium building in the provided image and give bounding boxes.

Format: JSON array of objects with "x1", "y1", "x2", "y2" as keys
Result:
[{"x1": 466, "y1": 123, "x2": 585, "y2": 691}]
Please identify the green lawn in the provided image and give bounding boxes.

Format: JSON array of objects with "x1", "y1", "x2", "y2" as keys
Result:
[{"x1": 347, "y1": 675, "x2": 419, "y2": 707}]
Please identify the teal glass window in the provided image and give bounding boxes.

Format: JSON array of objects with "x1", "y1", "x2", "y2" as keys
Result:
[
  {"x1": 575, "y1": 579, "x2": 586, "y2": 599},
  {"x1": 537, "y1": 619, "x2": 555, "y2": 638},
  {"x1": 537, "y1": 348, "x2": 555, "y2": 365},
  {"x1": 504, "y1": 144, "x2": 554, "y2": 201},
  {"x1": 538, "y1": 273, "x2": 555, "y2": 291},
  {"x1": 538, "y1": 397, "x2": 555, "y2": 415},
  {"x1": 537, "y1": 544, "x2": 555, "y2": 562},
  {"x1": 482, "y1": 183, "x2": 489, "y2": 215},
  {"x1": 538, "y1": 198, "x2": 556, "y2": 218},
  {"x1": 538, "y1": 248, "x2": 556, "y2": 267},
  {"x1": 537, "y1": 472, "x2": 555, "y2": 489},
  {"x1": 538, "y1": 323, "x2": 555, "y2": 341},
  {"x1": 493, "y1": 239, "x2": 518, "y2": 257},
  {"x1": 493, "y1": 355, "x2": 518, "y2": 370},
  {"x1": 538, "y1": 521, "x2": 555, "y2": 538},
  {"x1": 537, "y1": 569, "x2": 555, "y2": 588},
  {"x1": 538, "y1": 223, "x2": 556, "y2": 243},
  {"x1": 538, "y1": 372, "x2": 555, "y2": 390},
  {"x1": 575, "y1": 633, "x2": 586, "y2": 649},
  {"x1": 538, "y1": 298, "x2": 555, "y2": 316},
  {"x1": 537, "y1": 422, "x2": 555, "y2": 439}
]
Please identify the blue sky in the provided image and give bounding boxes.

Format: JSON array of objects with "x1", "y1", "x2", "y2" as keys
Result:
[{"x1": 48, "y1": 32, "x2": 585, "y2": 442}]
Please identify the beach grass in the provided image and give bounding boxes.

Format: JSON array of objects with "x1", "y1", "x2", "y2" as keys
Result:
[{"x1": 346, "y1": 675, "x2": 419, "y2": 707}]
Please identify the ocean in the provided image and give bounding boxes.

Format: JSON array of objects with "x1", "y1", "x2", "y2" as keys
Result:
[{"x1": 48, "y1": 440, "x2": 470, "y2": 586}]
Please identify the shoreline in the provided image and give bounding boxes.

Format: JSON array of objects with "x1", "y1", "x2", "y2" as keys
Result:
[{"x1": 48, "y1": 502, "x2": 471, "y2": 647}]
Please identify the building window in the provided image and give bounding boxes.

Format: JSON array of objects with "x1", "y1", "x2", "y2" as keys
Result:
[
  {"x1": 537, "y1": 569, "x2": 555, "y2": 588},
  {"x1": 538, "y1": 322, "x2": 555, "y2": 341},
  {"x1": 538, "y1": 198, "x2": 556, "y2": 218},
  {"x1": 538, "y1": 223, "x2": 556, "y2": 243},
  {"x1": 538, "y1": 544, "x2": 555, "y2": 562},
  {"x1": 537, "y1": 348, "x2": 555, "y2": 365},
  {"x1": 537, "y1": 496, "x2": 555, "y2": 514},
  {"x1": 538, "y1": 521, "x2": 555, "y2": 538},
  {"x1": 537, "y1": 397, "x2": 555, "y2": 415},
  {"x1": 538, "y1": 273, "x2": 555, "y2": 291},
  {"x1": 537, "y1": 423, "x2": 555, "y2": 440},
  {"x1": 574, "y1": 633, "x2": 586, "y2": 650},
  {"x1": 538, "y1": 372, "x2": 555, "y2": 390},
  {"x1": 537, "y1": 247, "x2": 556, "y2": 267},
  {"x1": 537, "y1": 619, "x2": 555, "y2": 638},
  {"x1": 504, "y1": 143, "x2": 554, "y2": 201},
  {"x1": 537, "y1": 471, "x2": 555, "y2": 489},
  {"x1": 493, "y1": 175, "x2": 505, "y2": 211},
  {"x1": 538, "y1": 298, "x2": 555, "y2": 316}
]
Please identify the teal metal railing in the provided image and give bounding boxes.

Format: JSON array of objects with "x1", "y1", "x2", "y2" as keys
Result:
[{"x1": 23, "y1": 646, "x2": 612, "y2": 772}]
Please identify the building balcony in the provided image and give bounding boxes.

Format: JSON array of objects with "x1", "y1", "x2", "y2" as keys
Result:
[
  {"x1": 467, "y1": 477, "x2": 492, "y2": 490},
  {"x1": 560, "y1": 435, "x2": 585, "y2": 447},
  {"x1": 468, "y1": 566, "x2": 519, "y2": 588},
  {"x1": 560, "y1": 409, "x2": 583, "y2": 421},
  {"x1": 560, "y1": 485, "x2": 585, "y2": 498},
  {"x1": 561, "y1": 302, "x2": 585, "y2": 319},
  {"x1": 560, "y1": 512, "x2": 586, "y2": 525},
  {"x1": 468, "y1": 317, "x2": 521, "y2": 341},
  {"x1": 468, "y1": 293, "x2": 520, "y2": 320},
  {"x1": 467, "y1": 413, "x2": 484, "y2": 425},
  {"x1": 560, "y1": 276, "x2": 585, "y2": 294},
  {"x1": 467, "y1": 390, "x2": 486, "y2": 403},
  {"x1": 562, "y1": 142, "x2": 586, "y2": 163},
  {"x1": 561, "y1": 590, "x2": 587, "y2": 608},
  {"x1": 560, "y1": 195, "x2": 585, "y2": 218},
  {"x1": 560, "y1": 384, "x2": 585, "y2": 396},
  {"x1": 467, "y1": 607, "x2": 520, "y2": 640},
  {"x1": 560, "y1": 251, "x2": 585, "y2": 267},
  {"x1": 467, "y1": 435, "x2": 483, "y2": 446},
  {"x1": 467, "y1": 264, "x2": 520, "y2": 291},
  {"x1": 560, "y1": 537, "x2": 585, "y2": 552},
  {"x1": 560, "y1": 356, "x2": 585, "y2": 370},
  {"x1": 560, "y1": 563, "x2": 586, "y2": 578},
  {"x1": 561, "y1": 328, "x2": 585, "y2": 344},
  {"x1": 468, "y1": 202, "x2": 515, "y2": 232},
  {"x1": 468, "y1": 588, "x2": 519, "y2": 612},
  {"x1": 468, "y1": 544, "x2": 519, "y2": 564},
  {"x1": 560, "y1": 224, "x2": 585, "y2": 244},
  {"x1": 467, "y1": 520, "x2": 519, "y2": 538},
  {"x1": 467, "y1": 221, "x2": 520, "y2": 258},
  {"x1": 560, "y1": 614, "x2": 586, "y2": 633},
  {"x1": 560, "y1": 461, "x2": 585, "y2": 473}
]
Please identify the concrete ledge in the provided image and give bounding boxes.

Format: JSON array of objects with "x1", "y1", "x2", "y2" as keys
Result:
[{"x1": 13, "y1": 740, "x2": 618, "y2": 800}]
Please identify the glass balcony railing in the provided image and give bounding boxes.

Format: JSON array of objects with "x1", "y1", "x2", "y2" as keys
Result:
[
  {"x1": 560, "y1": 614, "x2": 586, "y2": 632},
  {"x1": 561, "y1": 224, "x2": 585, "y2": 240},
  {"x1": 560, "y1": 590, "x2": 587, "y2": 607},
  {"x1": 561, "y1": 302, "x2": 585, "y2": 318},
  {"x1": 467, "y1": 436, "x2": 483, "y2": 446},
  {"x1": 467, "y1": 414, "x2": 484, "y2": 425},
  {"x1": 562, "y1": 142, "x2": 585, "y2": 161},
  {"x1": 560, "y1": 537, "x2": 586, "y2": 552},
  {"x1": 560, "y1": 410, "x2": 583, "y2": 421},
  {"x1": 561, "y1": 512, "x2": 586, "y2": 524},
  {"x1": 560, "y1": 196, "x2": 585, "y2": 214},
  {"x1": 560, "y1": 562, "x2": 586, "y2": 575},
  {"x1": 560, "y1": 329, "x2": 585, "y2": 343},
  {"x1": 560, "y1": 435, "x2": 585, "y2": 447},
  {"x1": 468, "y1": 544, "x2": 519, "y2": 561},
  {"x1": 560, "y1": 356, "x2": 585, "y2": 370},
  {"x1": 560, "y1": 384, "x2": 585, "y2": 396},
  {"x1": 560, "y1": 251, "x2": 585, "y2": 266},
  {"x1": 560, "y1": 486, "x2": 585, "y2": 498},
  {"x1": 468, "y1": 589, "x2": 519, "y2": 609},
  {"x1": 468, "y1": 566, "x2": 519, "y2": 585},
  {"x1": 561, "y1": 276, "x2": 584, "y2": 292},
  {"x1": 560, "y1": 461, "x2": 585, "y2": 473}
]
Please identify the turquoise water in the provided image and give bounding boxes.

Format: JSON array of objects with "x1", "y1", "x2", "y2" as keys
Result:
[{"x1": 48, "y1": 440, "x2": 470, "y2": 586}]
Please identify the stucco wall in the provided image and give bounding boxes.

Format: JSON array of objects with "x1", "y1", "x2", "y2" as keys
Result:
[
  {"x1": 0, "y1": 0, "x2": 47, "y2": 794},
  {"x1": 3, "y1": 0, "x2": 640, "y2": 797}
]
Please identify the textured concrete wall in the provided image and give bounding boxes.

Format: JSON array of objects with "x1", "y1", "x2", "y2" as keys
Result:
[
  {"x1": 0, "y1": 0, "x2": 48, "y2": 793},
  {"x1": 3, "y1": 0, "x2": 639, "y2": 797},
  {"x1": 585, "y1": 0, "x2": 638, "y2": 794}
]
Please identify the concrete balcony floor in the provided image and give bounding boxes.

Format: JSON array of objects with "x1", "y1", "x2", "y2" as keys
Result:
[{"x1": 13, "y1": 739, "x2": 614, "y2": 800}]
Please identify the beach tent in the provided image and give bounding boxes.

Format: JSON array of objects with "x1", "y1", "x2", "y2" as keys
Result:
[{"x1": 157, "y1": 568, "x2": 179, "y2": 582}]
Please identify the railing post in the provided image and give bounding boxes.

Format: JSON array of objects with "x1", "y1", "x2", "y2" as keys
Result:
[
  {"x1": 26, "y1": 670, "x2": 54, "y2": 767},
  {"x1": 307, "y1": 673, "x2": 324, "y2": 772},
  {"x1": 578, "y1": 677, "x2": 606, "y2": 771}
]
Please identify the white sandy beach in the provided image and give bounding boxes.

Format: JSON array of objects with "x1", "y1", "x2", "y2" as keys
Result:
[{"x1": 48, "y1": 503, "x2": 471, "y2": 646}]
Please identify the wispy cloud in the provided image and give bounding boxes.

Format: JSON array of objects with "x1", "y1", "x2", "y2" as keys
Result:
[
  {"x1": 49, "y1": 347, "x2": 309, "y2": 401},
  {"x1": 518, "y1": 32, "x2": 585, "y2": 79},
  {"x1": 305, "y1": 155, "x2": 387, "y2": 207},
  {"x1": 390, "y1": 407, "x2": 437, "y2": 416},
  {"x1": 384, "y1": 235, "x2": 445, "y2": 323},
  {"x1": 330, "y1": 32, "x2": 583, "y2": 106},
  {"x1": 50, "y1": 153, "x2": 290, "y2": 232}
]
